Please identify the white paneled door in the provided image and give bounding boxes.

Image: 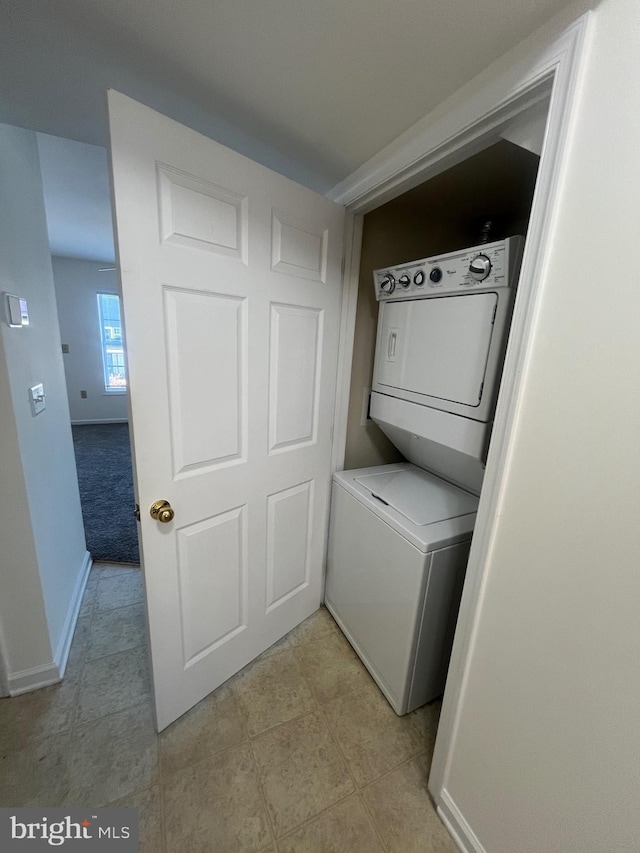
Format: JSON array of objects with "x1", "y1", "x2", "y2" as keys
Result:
[{"x1": 108, "y1": 91, "x2": 345, "y2": 731}]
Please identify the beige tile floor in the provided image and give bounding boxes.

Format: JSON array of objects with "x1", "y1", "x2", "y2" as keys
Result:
[{"x1": 0, "y1": 562, "x2": 458, "y2": 853}]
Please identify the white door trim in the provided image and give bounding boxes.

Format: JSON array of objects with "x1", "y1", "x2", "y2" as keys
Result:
[
  {"x1": 327, "y1": 13, "x2": 587, "y2": 214},
  {"x1": 326, "y1": 13, "x2": 591, "y2": 849},
  {"x1": 329, "y1": 211, "x2": 363, "y2": 475}
]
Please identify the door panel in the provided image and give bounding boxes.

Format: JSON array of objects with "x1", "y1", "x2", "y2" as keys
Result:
[
  {"x1": 268, "y1": 303, "x2": 322, "y2": 451},
  {"x1": 266, "y1": 480, "x2": 313, "y2": 611},
  {"x1": 177, "y1": 506, "x2": 247, "y2": 664},
  {"x1": 271, "y1": 210, "x2": 328, "y2": 281},
  {"x1": 157, "y1": 161, "x2": 248, "y2": 260},
  {"x1": 108, "y1": 91, "x2": 344, "y2": 730},
  {"x1": 164, "y1": 287, "x2": 246, "y2": 474}
]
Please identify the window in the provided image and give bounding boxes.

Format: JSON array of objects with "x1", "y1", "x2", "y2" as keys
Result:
[{"x1": 97, "y1": 293, "x2": 127, "y2": 392}]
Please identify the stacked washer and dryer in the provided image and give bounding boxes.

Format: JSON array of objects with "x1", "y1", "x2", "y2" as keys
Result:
[{"x1": 325, "y1": 237, "x2": 524, "y2": 715}]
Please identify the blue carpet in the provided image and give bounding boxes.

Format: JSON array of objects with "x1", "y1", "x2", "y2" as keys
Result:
[{"x1": 72, "y1": 423, "x2": 140, "y2": 564}]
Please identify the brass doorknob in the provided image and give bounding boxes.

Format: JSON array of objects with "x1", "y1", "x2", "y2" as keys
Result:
[{"x1": 150, "y1": 499, "x2": 175, "y2": 524}]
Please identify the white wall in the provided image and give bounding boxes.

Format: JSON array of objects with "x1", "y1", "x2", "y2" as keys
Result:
[
  {"x1": 0, "y1": 332, "x2": 52, "y2": 679},
  {"x1": 436, "y1": 1, "x2": 640, "y2": 850},
  {"x1": 38, "y1": 135, "x2": 115, "y2": 263},
  {"x1": 52, "y1": 256, "x2": 128, "y2": 423},
  {"x1": 0, "y1": 123, "x2": 89, "y2": 690}
]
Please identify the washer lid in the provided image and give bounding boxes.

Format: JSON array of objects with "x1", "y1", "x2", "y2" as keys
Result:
[{"x1": 354, "y1": 467, "x2": 478, "y2": 526}]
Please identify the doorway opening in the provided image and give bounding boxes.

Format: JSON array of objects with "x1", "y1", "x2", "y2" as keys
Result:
[
  {"x1": 52, "y1": 257, "x2": 140, "y2": 566},
  {"x1": 71, "y1": 421, "x2": 139, "y2": 564},
  {"x1": 37, "y1": 131, "x2": 141, "y2": 567},
  {"x1": 330, "y1": 97, "x2": 549, "y2": 804}
]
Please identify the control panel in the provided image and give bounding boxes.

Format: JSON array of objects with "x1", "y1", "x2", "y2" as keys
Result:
[{"x1": 373, "y1": 236, "x2": 524, "y2": 301}]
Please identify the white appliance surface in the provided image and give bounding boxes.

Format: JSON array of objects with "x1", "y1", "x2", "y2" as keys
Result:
[
  {"x1": 325, "y1": 239, "x2": 522, "y2": 714},
  {"x1": 369, "y1": 391, "x2": 490, "y2": 495},
  {"x1": 372, "y1": 279, "x2": 516, "y2": 425},
  {"x1": 354, "y1": 466, "x2": 478, "y2": 526},
  {"x1": 337, "y1": 463, "x2": 477, "y2": 552},
  {"x1": 375, "y1": 292, "x2": 498, "y2": 409},
  {"x1": 370, "y1": 236, "x2": 523, "y2": 493},
  {"x1": 325, "y1": 464, "x2": 477, "y2": 715},
  {"x1": 372, "y1": 236, "x2": 522, "y2": 302}
]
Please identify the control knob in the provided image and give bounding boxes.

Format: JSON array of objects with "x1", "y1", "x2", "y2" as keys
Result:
[
  {"x1": 429, "y1": 267, "x2": 442, "y2": 283},
  {"x1": 398, "y1": 274, "x2": 411, "y2": 288},
  {"x1": 469, "y1": 254, "x2": 492, "y2": 281},
  {"x1": 379, "y1": 274, "x2": 396, "y2": 294}
]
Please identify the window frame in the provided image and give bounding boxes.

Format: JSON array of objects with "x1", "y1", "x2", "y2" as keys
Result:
[{"x1": 96, "y1": 292, "x2": 127, "y2": 394}]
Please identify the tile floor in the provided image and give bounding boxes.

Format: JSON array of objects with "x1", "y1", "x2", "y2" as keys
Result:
[{"x1": 0, "y1": 562, "x2": 458, "y2": 853}]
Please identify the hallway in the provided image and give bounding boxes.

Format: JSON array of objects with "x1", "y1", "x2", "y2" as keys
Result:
[{"x1": 0, "y1": 562, "x2": 456, "y2": 852}]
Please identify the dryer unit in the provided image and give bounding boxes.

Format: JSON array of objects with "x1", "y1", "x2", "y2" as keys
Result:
[
  {"x1": 325, "y1": 237, "x2": 524, "y2": 715},
  {"x1": 371, "y1": 236, "x2": 523, "y2": 494}
]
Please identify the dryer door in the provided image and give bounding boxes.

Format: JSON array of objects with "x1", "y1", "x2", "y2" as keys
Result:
[{"x1": 374, "y1": 293, "x2": 498, "y2": 411}]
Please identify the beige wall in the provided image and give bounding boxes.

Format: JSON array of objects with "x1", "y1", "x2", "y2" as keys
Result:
[{"x1": 437, "y1": 1, "x2": 640, "y2": 850}]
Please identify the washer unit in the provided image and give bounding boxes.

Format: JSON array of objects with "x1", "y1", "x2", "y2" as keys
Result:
[
  {"x1": 326, "y1": 463, "x2": 477, "y2": 715},
  {"x1": 325, "y1": 237, "x2": 524, "y2": 714}
]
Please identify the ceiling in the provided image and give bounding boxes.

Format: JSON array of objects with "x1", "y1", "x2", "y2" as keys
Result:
[{"x1": 2, "y1": 0, "x2": 580, "y2": 195}]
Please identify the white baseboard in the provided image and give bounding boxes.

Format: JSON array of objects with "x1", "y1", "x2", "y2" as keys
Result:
[
  {"x1": 438, "y1": 789, "x2": 487, "y2": 853},
  {"x1": 8, "y1": 662, "x2": 61, "y2": 695},
  {"x1": 55, "y1": 551, "x2": 92, "y2": 678},
  {"x1": 71, "y1": 418, "x2": 128, "y2": 425},
  {"x1": 7, "y1": 551, "x2": 92, "y2": 695}
]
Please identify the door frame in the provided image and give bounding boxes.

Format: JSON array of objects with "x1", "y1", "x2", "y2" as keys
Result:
[{"x1": 327, "y1": 11, "x2": 590, "y2": 848}]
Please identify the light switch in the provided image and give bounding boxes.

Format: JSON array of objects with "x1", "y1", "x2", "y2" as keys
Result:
[
  {"x1": 4, "y1": 294, "x2": 21, "y2": 327},
  {"x1": 29, "y1": 383, "x2": 45, "y2": 416},
  {"x1": 3, "y1": 293, "x2": 28, "y2": 327}
]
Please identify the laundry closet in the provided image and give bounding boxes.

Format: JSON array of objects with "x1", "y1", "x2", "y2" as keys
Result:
[{"x1": 325, "y1": 132, "x2": 542, "y2": 715}]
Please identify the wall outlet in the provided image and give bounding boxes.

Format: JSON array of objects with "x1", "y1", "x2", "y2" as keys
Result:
[
  {"x1": 61, "y1": 343, "x2": 69, "y2": 354},
  {"x1": 29, "y1": 383, "x2": 45, "y2": 416},
  {"x1": 80, "y1": 390, "x2": 88, "y2": 399}
]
